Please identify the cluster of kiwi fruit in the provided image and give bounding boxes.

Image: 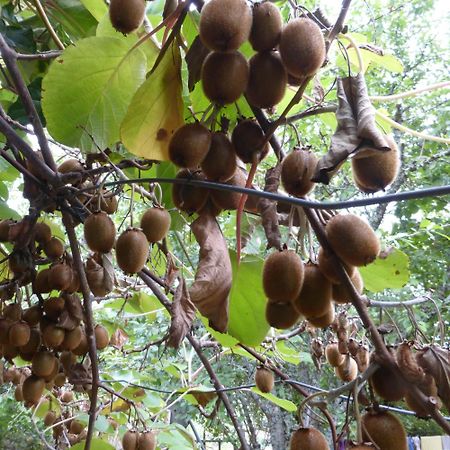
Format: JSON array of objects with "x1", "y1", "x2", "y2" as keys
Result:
[{"x1": 122, "y1": 429, "x2": 157, "y2": 450}]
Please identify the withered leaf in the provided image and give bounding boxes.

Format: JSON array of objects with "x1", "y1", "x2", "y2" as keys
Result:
[
  {"x1": 185, "y1": 36, "x2": 210, "y2": 92},
  {"x1": 167, "y1": 277, "x2": 196, "y2": 349},
  {"x1": 100, "y1": 252, "x2": 116, "y2": 293},
  {"x1": 109, "y1": 328, "x2": 129, "y2": 350},
  {"x1": 190, "y1": 213, "x2": 231, "y2": 333},
  {"x1": 313, "y1": 73, "x2": 391, "y2": 184}
]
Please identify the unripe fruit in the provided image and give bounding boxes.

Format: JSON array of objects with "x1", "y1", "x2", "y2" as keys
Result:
[
  {"x1": 122, "y1": 430, "x2": 138, "y2": 450},
  {"x1": 249, "y1": 2, "x2": 283, "y2": 52},
  {"x1": 281, "y1": 149, "x2": 317, "y2": 197},
  {"x1": 138, "y1": 431, "x2": 157, "y2": 450},
  {"x1": 289, "y1": 427, "x2": 329, "y2": 450},
  {"x1": 43, "y1": 237, "x2": 64, "y2": 259},
  {"x1": 325, "y1": 342, "x2": 345, "y2": 367},
  {"x1": 116, "y1": 228, "x2": 149, "y2": 274},
  {"x1": 8, "y1": 321, "x2": 30, "y2": 347},
  {"x1": 326, "y1": 214, "x2": 380, "y2": 267},
  {"x1": 48, "y1": 263, "x2": 73, "y2": 291},
  {"x1": 202, "y1": 51, "x2": 249, "y2": 105},
  {"x1": 362, "y1": 410, "x2": 407, "y2": 450},
  {"x1": 201, "y1": 132, "x2": 237, "y2": 182},
  {"x1": 22, "y1": 375, "x2": 45, "y2": 405},
  {"x1": 32, "y1": 351, "x2": 57, "y2": 378},
  {"x1": 109, "y1": 0, "x2": 146, "y2": 35},
  {"x1": 34, "y1": 222, "x2": 52, "y2": 244},
  {"x1": 279, "y1": 18, "x2": 326, "y2": 78},
  {"x1": 263, "y1": 249, "x2": 304, "y2": 303},
  {"x1": 232, "y1": 119, "x2": 269, "y2": 164},
  {"x1": 140, "y1": 208, "x2": 171, "y2": 243},
  {"x1": 317, "y1": 247, "x2": 355, "y2": 284},
  {"x1": 84, "y1": 211, "x2": 116, "y2": 254},
  {"x1": 335, "y1": 355, "x2": 358, "y2": 382},
  {"x1": 246, "y1": 51, "x2": 287, "y2": 109},
  {"x1": 199, "y1": 0, "x2": 252, "y2": 52},
  {"x1": 172, "y1": 169, "x2": 209, "y2": 214},
  {"x1": 293, "y1": 264, "x2": 332, "y2": 319},
  {"x1": 265, "y1": 302, "x2": 301, "y2": 330},
  {"x1": 94, "y1": 324, "x2": 109, "y2": 350},
  {"x1": 169, "y1": 123, "x2": 212, "y2": 169},
  {"x1": 255, "y1": 367, "x2": 274, "y2": 393},
  {"x1": 332, "y1": 270, "x2": 364, "y2": 304}
]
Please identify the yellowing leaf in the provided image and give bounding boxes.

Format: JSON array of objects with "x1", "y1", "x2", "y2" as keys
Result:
[{"x1": 121, "y1": 44, "x2": 184, "y2": 161}]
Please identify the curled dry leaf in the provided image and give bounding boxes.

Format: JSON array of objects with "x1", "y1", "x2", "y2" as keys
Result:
[
  {"x1": 185, "y1": 35, "x2": 210, "y2": 92},
  {"x1": 313, "y1": 73, "x2": 391, "y2": 184},
  {"x1": 109, "y1": 328, "x2": 129, "y2": 350},
  {"x1": 167, "y1": 277, "x2": 196, "y2": 349},
  {"x1": 190, "y1": 213, "x2": 231, "y2": 333}
]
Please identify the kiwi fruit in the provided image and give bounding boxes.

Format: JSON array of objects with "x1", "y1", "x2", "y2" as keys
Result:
[
  {"x1": 281, "y1": 149, "x2": 317, "y2": 197},
  {"x1": 249, "y1": 2, "x2": 282, "y2": 52},
  {"x1": 279, "y1": 18, "x2": 326, "y2": 78},
  {"x1": 352, "y1": 136, "x2": 400, "y2": 193},
  {"x1": 292, "y1": 263, "x2": 332, "y2": 319},
  {"x1": 32, "y1": 351, "x2": 57, "y2": 378},
  {"x1": 201, "y1": 132, "x2": 237, "y2": 182},
  {"x1": 332, "y1": 269, "x2": 364, "y2": 304},
  {"x1": 44, "y1": 357, "x2": 59, "y2": 382},
  {"x1": 317, "y1": 246, "x2": 355, "y2": 284},
  {"x1": 138, "y1": 431, "x2": 157, "y2": 450},
  {"x1": 43, "y1": 296, "x2": 65, "y2": 320},
  {"x1": 72, "y1": 332, "x2": 89, "y2": 356},
  {"x1": 307, "y1": 305, "x2": 335, "y2": 329},
  {"x1": 61, "y1": 390, "x2": 74, "y2": 403},
  {"x1": 57, "y1": 158, "x2": 84, "y2": 174},
  {"x1": 246, "y1": 51, "x2": 287, "y2": 109},
  {"x1": 109, "y1": 0, "x2": 146, "y2": 35},
  {"x1": 94, "y1": 324, "x2": 109, "y2": 350},
  {"x1": 48, "y1": 263, "x2": 73, "y2": 291},
  {"x1": 263, "y1": 249, "x2": 304, "y2": 303},
  {"x1": 0, "y1": 219, "x2": 14, "y2": 242},
  {"x1": 89, "y1": 191, "x2": 119, "y2": 215},
  {"x1": 23, "y1": 305, "x2": 42, "y2": 326},
  {"x1": 172, "y1": 169, "x2": 209, "y2": 214},
  {"x1": 209, "y1": 168, "x2": 245, "y2": 210},
  {"x1": 265, "y1": 301, "x2": 301, "y2": 329},
  {"x1": 8, "y1": 321, "x2": 30, "y2": 347},
  {"x1": 60, "y1": 351, "x2": 77, "y2": 372},
  {"x1": 325, "y1": 342, "x2": 345, "y2": 367},
  {"x1": 232, "y1": 119, "x2": 269, "y2": 164},
  {"x1": 43, "y1": 237, "x2": 64, "y2": 259},
  {"x1": 335, "y1": 355, "x2": 358, "y2": 382},
  {"x1": 44, "y1": 410, "x2": 57, "y2": 426},
  {"x1": 84, "y1": 211, "x2": 116, "y2": 253},
  {"x1": 199, "y1": 0, "x2": 252, "y2": 52},
  {"x1": 405, "y1": 373, "x2": 441, "y2": 416},
  {"x1": 362, "y1": 410, "x2": 407, "y2": 450},
  {"x1": 70, "y1": 419, "x2": 85, "y2": 435},
  {"x1": 169, "y1": 123, "x2": 212, "y2": 168},
  {"x1": 42, "y1": 324, "x2": 65, "y2": 348},
  {"x1": 122, "y1": 430, "x2": 138, "y2": 450},
  {"x1": 62, "y1": 326, "x2": 83, "y2": 351},
  {"x1": 34, "y1": 222, "x2": 52, "y2": 244},
  {"x1": 116, "y1": 228, "x2": 149, "y2": 274},
  {"x1": 19, "y1": 328, "x2": 41, "y2": 356},
  {"x1": 201, "y1": 51, "x2": 249, "y2": 105},
  {"x1": 326, "y1": 214, "x2": 380, "y2": 267},
  {"x1": 255, "y1": 367, "x2": 274, "y2": 393},
  {"x1": 54, "y1": 372, "x2": 66, "y2": 387},
  {"x1": 22, "y1": 375, "x2": 45, "y2": 405},
  {"x1": 140, "y1": 207, "x2": 171, "y2": 243},
  {"x1": 289, "y1": 427, "x2": 329, "y2": 450},
  {"x1": 370, "y1": 361, "x2": 406, "y2": 402},
  {"x1": 0, "y1": 318, "x2": 12, "y2": 344},
  {"x1": 2, "y1": 343, "x2": 19, "y2": 361},
  {"x1": 33, "y1": 268, "x2": 52, "y2": 294},
  {"x1": 4, "y1": 303, "x2": 22, "y2": 321}
]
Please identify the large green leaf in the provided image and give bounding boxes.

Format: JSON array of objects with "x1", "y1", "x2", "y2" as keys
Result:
[
  {"x1": 81, "y1": 0, "x2": 108, "y2": 21},
  {"x1": 251, "y1": 387, "x2": 297, "y2": 412},
  {"x1": 121, "y1": 43, "x2": 184, "y2": 161},
  {"x1": 42, "y1": 37, "x2": 147, "y2": 152},
  {"x1": 227, "y1": 251, "x2": 270, "y2": 346},
  {"x1": 70, "y1": 439, "x2": 115, "y2": 450},
  {"x1": 360, "y1": 247, "x2": 410, "y2": 292}
]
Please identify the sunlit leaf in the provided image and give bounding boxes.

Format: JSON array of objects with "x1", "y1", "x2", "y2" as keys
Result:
[
  {"x1": 251, "y1": 387, "x2": 297, "y2": 412},
  {"x1": 81, "y1": 0, "x2": 108, "y2": 21},
  {"x1": 70, "y1": 439, "x2": 115, "y2": 450}
]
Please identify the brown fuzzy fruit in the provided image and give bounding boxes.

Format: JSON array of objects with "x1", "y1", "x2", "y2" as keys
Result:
[
  {"x1": 23, "y1": 305, "x2": 42, "y2": 326},
  {"x1": 281, "y1": 149, "x2": 317, "y2": 197},
  {"x1": 122, "y1": 430, "x2": 139, "y2": 450},
  {"x1": 172, "y1": 169, "x2": 209, "y2": 214},
  {"x1": 60, "y1": 351, "x2": 77, "y2": 372},
  {"x1": 232, "y1": 119, "x2": 269, "y2": 164},
  {"x1": 255, "y1": 367, "x2": 274, "y2": 393},
  {"x1": 70, "y1": 419, "x2": 85, "y2": 435},
  {"x1": 362, "y1": 410, "x2": 407, "y2": 450},
  {"x1": 19, "y1": 327, "x2": 41, "y2": 356},
  {"x1": 116, "y1": 228, "x2": 149, "y2": 274},
  {"x1": 335, "y1": 355, "x2": 358, "y2": 382},
  {"x1": 209, "y1": 168, "x2": 249, "y2": 211},
  {"x1": 201, "y1": 132, "x2": 237, "y2": 182},
  {"x1": 32, "y1": 351, "x2": 57, "y2": 378},
  {"x1": 0, "y1": 318, "x2": 12, "y2": 344},
  {"x1": 325, "y1": 342, "x2": 345, "y2": 367},
  {"x1": 44, "y1": 410, "x2": 57, "y2": 426},
  {"x1": 405, "y1": 373, "x2": 441, "y2": 416},
  {"x1": 201, "y1": 51, "x2": 249, "y2": 105},
  {"x1": 279, "y1": 18, "x2": 326, "y2": 78},
  {"x1": 246, "y1": 51, "x2": 287, "y2": 109},
  {"x1": 265, "y1": 302, "x2": 301, "y2": 330},
  {"x1": 57, "y1": 158, "x2": 84, "y2": 174},
  {"x1": 84, "y1": 211, "x2": 116, "y2": 254},
  {"x1": 14, "y1": 384, "x2": 24, "y2": 401},
  {"x1": 263, "y1": 249, "x2": 304, "y2": 303},
  {"x1": 4, "y1": 303, "x2": 22, "y2": 321},
  {"x1": 289, "y1": 427, "x2": 329, "y2": 450},
  {"x1": 22, "y1": 375, "x2": 45, "y2": 405},
  {"x1": 352, "y1": 136, "x2": 400, "y2": 193},
  {"x1": 54, "y1": 372, "x2": 66, "y2": 387},
  {"x1": 332, "y1": 270, "x2": 364, "y2": 304},
  {"x1": 140, "y1": 208, "x2": 171, "y2": 243},
  {"x1": 72, "y1": 332, "x2": 89, "y2": 356},
  {"x1": 8, "y1": 321, "x2": 30, "y2": 347},
  {"x1": 307, "y1": 305, "x2": 335, "y2": 329},
  {"x1": 42, "y1": 324, "x2": 65, "y2": 348},
  {"x1": 43, "y1": 296, "x2": 65, "y2": 320},
  {"x1": 48, "y1": 263, "x2": 73, "y2": 291},
  {"x1": 249, "y1": 2, "x2": 283, "y2": 52},
  {"x1": 62, "y1": 326, "x2": 83, "y2": 351},
  {"x1": 326, "y1": 214, "x2": 380, "y2": 267},
  {"x1": 0, "y1": 219, "x2": 14, "y2": 242},
  {"x1": 138, "y1": 431, "x2": 157, "y2": 450},
  {"x1": 61, "y1": 390, "x2": 74, "y2": 403},
  {"x1": 317, "y1": 247, "x2": 355, "y2": 284},
  {"x1": 293, "y1": 264, "x2": 332, "y2": 319},
  {"x1": 43, "y1": 237, "x2": 64, "y2": 259},
  {"x1": 33, "y1": 268, "x2": 52, "y2": 294},
  {"x1": 199, "y1": 0, "x2": 252, "y2": 52},
  {"x1": 370, "y1": 362, "x2": 406, "y2": 402},
  {"x1": 169, "y1": 123, "x2": 212, "y2": 169},
  {"x1": 34, "y1": 222, "x2": 52, "y2": 244},
  {"x1": 109, "y1": 0, "x2": 146, "y2": 35},
  {"x1": 94, "y1": 324, "x2": 109, "y2": 350}
]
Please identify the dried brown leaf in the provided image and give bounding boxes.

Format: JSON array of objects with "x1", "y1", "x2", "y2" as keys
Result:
[
  {"x1": 313, "y1": 73, "x2": 391, "y2": 184},
  {"x1": 109, "y1": 328, "x2": 129, "y2": 350},
  {"x1": 189, "y1": 213, "x2": 231, "y2": 333},
  {"x1": 167, "y1": 277, "x2": 196, "y2": 349},
  {"x1": 185, "y1": 36, "x2": 210, "y2": 92}
]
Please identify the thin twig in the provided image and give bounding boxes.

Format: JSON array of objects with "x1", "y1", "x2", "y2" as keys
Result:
[{"x1": 32, "y1": 0, "x2": 65, "y2": 50}]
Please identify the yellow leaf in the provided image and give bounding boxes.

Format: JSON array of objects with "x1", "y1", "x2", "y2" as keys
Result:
[
  {"x1": 121, "y1": 44, "x2": 184, "y2": 161},
  {"x1": 101, "y1": 398, "x2": 130, "y2": 414}
]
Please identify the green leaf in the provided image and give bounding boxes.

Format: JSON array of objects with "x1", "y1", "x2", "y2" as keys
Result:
[
  {"x1": 201, "y1": 317, "x2": 239, "y2": 347},
  {"x1": 0, "y1": 156, "x2": 20, "y2": 182},
  {"x1": 275, "y1": 341, "x2": 300, "y2": 365},
  {"x1": 0, "y1": 200, "x2": 21, "y2": 220},
  {"x1": 359, "y1": 247, "x2": 410, "y2": 292},
  {"x1": 81, "y1": 0, "x2": 108, "y2": 21},
  {"x1": 121, "y1": 43, "x2": 184, "y2": 161},
  {"x1": 70, "y1": 439, "x2": 115, "y2": 450},
  {"x1": 42, "y1": 37, "x2": 147, "y2": 152},
  {"x1": 251, "y1": 387, "x2": 297, "y2": 412},
  {"x1": 227, "y1": 251, "x2": 270, "y2": 346},
  {"x1": 0, "y1": 182, "x2": 8, "y2": 201},
  {"x1": 369, "y1": 53, "x2": 404, "y2": 73}
]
